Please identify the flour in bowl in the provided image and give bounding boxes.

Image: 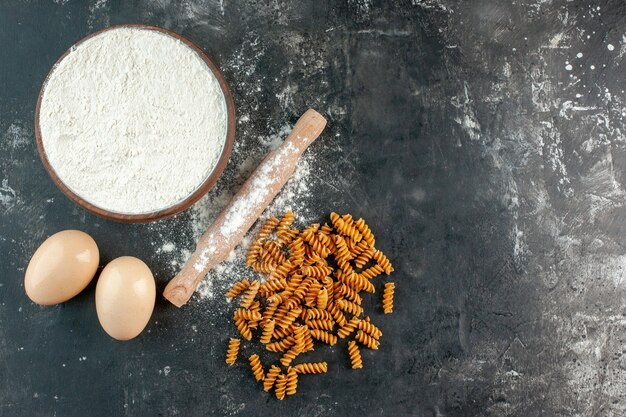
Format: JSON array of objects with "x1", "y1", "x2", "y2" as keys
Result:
[{"x1": 38, "y1": 26, "x2": 228, "y2": 214}]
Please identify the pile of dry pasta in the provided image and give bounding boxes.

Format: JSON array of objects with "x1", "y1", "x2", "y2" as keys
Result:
[{"x1": 225, "y1": 211, "x2": 395, "y2": 399}]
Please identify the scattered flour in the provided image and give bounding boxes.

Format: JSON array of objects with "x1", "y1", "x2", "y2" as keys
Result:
[
  {"x1": 160, "y1": 242, "x2": 176, "y2": 253},
  {"x1": 0, "y1": 179, "x2": 17, "y2": 211},
  {"x1": 39, "y1": 27, "x2": 227, "y2": 215}
]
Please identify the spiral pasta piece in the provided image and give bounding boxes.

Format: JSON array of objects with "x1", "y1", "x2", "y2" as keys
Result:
[
  {"x1": 272, "y1": 324, "x2": 294, "y2": 340},
  {"x1": 293, "y1": 325, "x2": 308, "y2": 353},
  {"x1": 359, "y1": 264, "x2": 385, "y2": 280},
  {"x1": 275, "y1": 374, "x2": 287, "y2": 400},
  {"x1": 316, "y1": 287, "x2": 328, "y2": 309},
  {"x1": 317, "y1": 232, "x2": 337, "y2": 254},
  {"x1": 305, "y1": 319, "x2": 334, "y2": 331},
  {"x1": 285, "y1": 278, "x2": 313, "y2": 309},
  {"x1": 306, "y1": 308, "x2": 333, "y2": 321},
  {"x1": 264, "y1": 365, "x2": 281, "y2": 392},
  {"x1": 252, "y1": 261, "x2": 277, "y2": 274},
  {"x1": 303, "y1": 244, "x2": 324, "y2": 264},
  {"x1": 302, "y1": 264, "x2": 333, "y2": 279},
  {"x1": 358, "y1": 319, "x2": 382, "y2": 339},
  {"x1": 309, "y1": 329, "x2": 337, "y2": 346},
  {"x1": 239, "y1": 280, "x2": 260, "y2": 309},
  {"x1": 333, "y1": 235, "x2": 352, "y2": 262},
  {"x1": 337, "y1": 299, "x2": 364, "y2": 316},
  {"x1": 226, "y1": 279, "x2": 251, "y2": 300},
  {"x1": 286, "y1": 367, "x2": 298, "y2": 396},
  {"x1": 277, "y1": 227, "x2": 299, "y2": 246},
  {"x1": 354, "y1": 248, "x2": 375, "y2": 269},
  {"x1": 372, "y1": 249, "x2": 394, "y2": 274},
  {"x1": 262, "y1": 277, "x2": 287, "y2": 295},
  {"x1": 322, "y1": 276, "x2": 334, "y2": 305},
  {"x1": 280, "y1": 345, "x2": 302, "y2": 366},
  {"x1": 271, "y1": 304, "x2": 290, "y2": 326},
  {"x1": 233, "y1": 308, "x2": 262, "y2": 323},
  {"x1": 337, "y1": 316, "x2": 361, "y2": 339},
  {"x1": 303, "y1": 327, "x2": 315, "y2": 352},
  {"x1": 262, "y1": 300, "x2": 279, "y2": 321},
  {"x1": 355, "y1": 330, "x2": 380, "y2": 350},
  {"x1": 383, "y1": 282, "x2": 395, "y2": 314},
  {"x1": 247, "y1": 217, "x2": 280, "y2": 266},
  {"x1": 348, "y1": 340, "x2": 363, "y2": 369},
  {"x1": 284, "y1": 272, "x2": 303, "y2": 294},
  {"x1": 328, "y1": 303, "x2": 347, "y2": 327},
  {"x1": 351, "y1": 240, "x2": 371, "y2": 258},
  {"x1": 293, "y1": 362, "x2": 328, "y2": 374},
  {"x1": 261, "y1": 240, "x2": 287, "y2": 265},
  {"x1": 249, "y1": 354, "x2": 264, "y2": 381},
  {"x1": 302, "y1": 223, "x2": 320, "y2": 234},
  {"x1": 276, "y1": 210, "x2": 295, "y2": 238},
  {"x1": 304, "y1": 280, "x2": 322, "y2": 307},
  {"x1": 234, "y1": 317, "x2": 252, "y2": 340},
  {"x1": 258, "y1": 216, "x2": 280, "y2": 240},
  {"x1": 319, "y1": 223, "x2": 333, "y2": 235},
  {"x1": 265, "y1": 336, "x2": 295, "y2": 352},
  {"x1": 354, "y1": 218, "x2": 375, "y2": 248},
  {"x1": 260, "y1": 319, "x2": 276, "y2": 344},
  {"x1": 225, "y1": 338, "x2": 240, "y2": 366},
  {"x1": 301, "y1": 229, "x2": 331, "y2": 258},
  {"x1": 246, "y1": 240, "x2": 263, "y2": 267},
  {"x1": 268, "y1": 259, "x2": 293, "y2": 281},
  {"x1": 288, "y1": 237, "x2": 305, "y2": 266},
  {"x1": 337, "y1": 283, "x2": 362, "y2": 305},
  {"x1": 330, "y1": 213, "x2": 362, "y2": 243},
  {"x1": 276, "y1": 307, "x2": 302, "y2": 329},
  {"x1": 348, "y1": 272, "x2": 375, "y2": 293},
  {"x1": 337, "y1": 258, "x2": 355, "y2": 276}
]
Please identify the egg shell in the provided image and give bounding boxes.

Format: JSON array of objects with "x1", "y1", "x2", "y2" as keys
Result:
[
  {"x1": 96, "y1": 256, "x2": 156, "y2": 341},
  {"x1": 25, "y1": 230, "x2": 99, "y2": 305}
]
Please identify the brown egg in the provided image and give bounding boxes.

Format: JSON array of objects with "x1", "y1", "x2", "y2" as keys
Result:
[
  {"x1": 25, "y1": 230, "x2": 99, "y2": 305},
  {"x1": 95, "y1": 256, "x2": 156, "y2": 341}
]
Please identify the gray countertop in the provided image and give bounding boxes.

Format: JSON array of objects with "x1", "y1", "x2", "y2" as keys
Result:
[{"x1": 0, "y1": 1, "x2": 624, "y2": 416}]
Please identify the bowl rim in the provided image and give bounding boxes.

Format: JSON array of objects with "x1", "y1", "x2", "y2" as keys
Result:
[{"x1": 34, "y1": 24, "x2": 236, "y2": 223}]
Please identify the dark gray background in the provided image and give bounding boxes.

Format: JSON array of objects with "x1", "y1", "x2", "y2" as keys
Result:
[{"x1": 1, "y1": 0, "x2": 625, "y2": 416}]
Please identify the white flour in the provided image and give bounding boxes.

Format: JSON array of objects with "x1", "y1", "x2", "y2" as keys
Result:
[{"x1": 39, "y1": 27, "x2": 227, "y2": 214}]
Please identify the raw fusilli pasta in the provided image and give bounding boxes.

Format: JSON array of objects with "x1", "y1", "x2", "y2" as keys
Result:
[
  {"x1": 347, "y1": 340, "x2": 363, "y2": 369},
  {"x1": 286, "y1": 367, "x2": 298, "y2": 396},
  {"x1": 234, "y1": 317, "x2": 252, "y2": 341},
  {"x1": 337, "y1": 316, "x2": 361, "y2": 339},
  {"x1": 358, "y1": 319, "x2": 383, "y2": 339},
  {"x1": 309, "y1": 329, "x2": 338, "y2": 346},
  {"x1": 249, "y1": 354, "x2": 265, "y2": 381},
  {"x1": 355, "y1": 330, "x2": 380, "y2": 350},
  {"x1": 274, "y1": 374, "x2": 287, "y2": 400},
  {"x1": 264, "y1": 365, "x2": 281, "y2": 392},
  {"x1": 225, "y1": 279, "x2": 251, "y2": 300},
  {"x1": 225, "y1": 211, "x2": 395, "y2": 399},
  {"x1": 260, "y1": 319, "x2": 276, "y2": 344},
  {"x1": 372, "y1": 249, "x2": 394, "y2": 274},
  {"x1": 239, "y1": 280, "x2": 260, "y2": 309},
  {"x1": 225, "y1": 338, "x2": 240, "y2": 366},
  {"x1": 293, "y1": 362, "x2": 328, "y2": 374},
  {"x1": 383, "y1": 282, "x2": 395, "y2": 314}
]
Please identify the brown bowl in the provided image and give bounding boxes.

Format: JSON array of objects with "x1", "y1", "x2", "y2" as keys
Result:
[{"x1": 34, "y1": 24, "x2": 235, "y2": 223}]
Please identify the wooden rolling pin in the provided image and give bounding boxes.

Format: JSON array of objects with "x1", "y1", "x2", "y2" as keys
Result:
[{"x1": 164, "y1": 109, "x2": 327, "y2": 307}]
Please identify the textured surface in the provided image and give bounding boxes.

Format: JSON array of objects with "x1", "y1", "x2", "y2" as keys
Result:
[{"x1": 1, "y1": 1, "x2": 625, "y2": 416}]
